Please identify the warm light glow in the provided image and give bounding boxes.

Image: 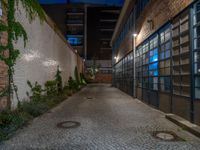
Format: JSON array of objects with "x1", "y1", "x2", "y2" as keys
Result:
[
  {"x1": 114, "y1": 56, "x2": 119, "y2": 62},
  {"x1": 133, "y1": 33, "x2": 138, "y2": 37},
  {"x1": 43, "y1": 59, "x2": 58, "y2": 67},
  {"x1": 21, "y1": 50, "x2": 40, "y2": 62}
]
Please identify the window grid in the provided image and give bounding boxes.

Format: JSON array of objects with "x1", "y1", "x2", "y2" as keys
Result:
[
  {"x1": 193, "y1": 2, "x2": 200, "y2": 99},
  {"x1": 149, "y1": 35, "x2": 159, "y2": 91},
  {"x1": 159, "y1": 26, "x2": 171, "y2": 93},
  {"x1": 172, "y1": 9, "x2": 191, "y2": 97}
]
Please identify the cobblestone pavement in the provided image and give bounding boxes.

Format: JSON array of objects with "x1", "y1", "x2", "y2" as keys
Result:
[{"x1": 1, "y1": 84, "x2": 200, "y2": 150}]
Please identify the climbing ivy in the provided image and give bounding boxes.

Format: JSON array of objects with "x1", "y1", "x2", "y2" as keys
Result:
[{"x1": 0, "y1": 0, "x2": 45, "y2": 108}]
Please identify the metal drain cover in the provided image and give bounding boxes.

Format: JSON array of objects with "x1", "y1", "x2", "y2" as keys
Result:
[
  {"x1": 84, "y1": 97, "x2": 94, "y2": 100},
  {"x1": 152, "y1": 131, "x2": 183, "y2": 141},
  {"x1": 87, "y1": 97, "x2": 93, "y2": 99},
  {"x1": 57, "y1": 121, "x2": 80, "y2": 129},
  {"x1": 156, "y1": 132, "x2": 175, "y2": 140}
]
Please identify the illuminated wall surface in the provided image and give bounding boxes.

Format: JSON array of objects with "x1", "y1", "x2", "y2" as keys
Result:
[
  {"x1": 12, "y1": 2, "x2": 82, "y2": 109},
  {"x1": 38, "y1": 0, "x2": 124, "y2": 6}
]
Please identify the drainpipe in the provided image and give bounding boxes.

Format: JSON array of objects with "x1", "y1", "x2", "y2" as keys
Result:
[
  {"x1": 133, "y1": 7, "x2": 137, "y2": 98},
  {"x1": 84, "y1": 5, "x2": 87, "y2": 61}
]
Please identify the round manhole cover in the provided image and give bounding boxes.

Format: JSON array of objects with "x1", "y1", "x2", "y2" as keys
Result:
[
  {"x1": 87, "y1": 97, "x2": 93, "y2": 99},
  {"x1": 57, "y1": 121, "x2": 81, "y2": 129},
  {"x1": 152, "y1": 131, "x2": 183, "y2": 141},
  {"x1": 156, "y1": 132, "x2": 175, "y2": 140}
]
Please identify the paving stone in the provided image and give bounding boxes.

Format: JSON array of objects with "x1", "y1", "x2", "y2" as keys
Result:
[{"x1": 0, "y1": 84, "x2": 200, "y2": 150}]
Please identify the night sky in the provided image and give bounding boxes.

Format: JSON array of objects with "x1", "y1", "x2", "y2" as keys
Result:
[{"x1": 38, "y1": 0, "x2": 124, "y2": 6}]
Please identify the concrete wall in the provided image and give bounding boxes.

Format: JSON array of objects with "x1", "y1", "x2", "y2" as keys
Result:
[{"x1": 10, "y1": 4, "x2": 83, "y2": 108}]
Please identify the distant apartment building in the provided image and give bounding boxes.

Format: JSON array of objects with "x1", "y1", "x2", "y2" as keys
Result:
[
  {"x1": 66, "y1": 5, "x2": 86, "y2": 58},
  {"x1": 42, "y1": 4, "x2": 121, "y2": 83}
]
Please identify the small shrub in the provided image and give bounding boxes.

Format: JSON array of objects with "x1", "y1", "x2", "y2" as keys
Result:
[
  {"x1": 19, "y1": 101, "x2": 49, "y2": 117},
  {"x1": 80, "y1": 73, "x2": 87, "y2": 85},
  {"x1": 68, "y1": 76, "x2": 79, "y2": 92},
  {"x1": 26, "y1": 81, "x2": 44, "y2": 101},
  {"x1": 74, "y1": 66, "x2": 80, "y2": 85},
  {"x1": 55, "y1": 66, "x2": 63, "y2": 93},
  {"x1": 45, "y1": 80, "x2": 58, "y2": 96}
]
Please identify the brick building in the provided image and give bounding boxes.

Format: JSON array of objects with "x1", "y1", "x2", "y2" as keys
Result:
[
  {"x1": 0, "y1": 1, "x2": 8, "y2": 110},
  {"x1": 111, "y1": 0, "x2": 200, "y2": 125}
]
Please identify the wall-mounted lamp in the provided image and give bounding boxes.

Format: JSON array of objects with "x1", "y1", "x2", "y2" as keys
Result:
[
  {"x1": 114, "y1": 56, "x2": 119, "y2": 62},
  {"x1": 147, "y1": 19, "x2": 154, "y2": 30},
  {"x1": 132, "y1": 33, "x2": 138, "y2": 37}
]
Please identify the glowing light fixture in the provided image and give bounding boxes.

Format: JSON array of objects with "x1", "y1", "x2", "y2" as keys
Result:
[{"x1": 133, "y1": 33, "x2": 138, "y2": 37}]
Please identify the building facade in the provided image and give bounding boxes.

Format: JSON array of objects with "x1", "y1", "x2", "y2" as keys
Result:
[
  {"x1": 86, "y1": 7, "x2": 120, "y2": 83},
  {"x1": 66, "y1": 5, "x2": 86, "y2": 58},
  {"x1": 111, "y1": 0, "x2": 200, "y2": 125}
]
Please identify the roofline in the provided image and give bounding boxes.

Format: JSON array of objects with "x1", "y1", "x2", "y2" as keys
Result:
[{"x1": 110, "y1": 0, "x2": 134, "y2": 46}]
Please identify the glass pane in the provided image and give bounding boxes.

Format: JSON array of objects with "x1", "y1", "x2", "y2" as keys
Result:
[
  {"x1": 196, "y1": 12, "x2": 200, "y2": 25},
  {"x1": 195, "y1": 88, "x2": 200, "y2": 99},
  {"x1": 160, "y1": 34, "x2": 165, "y2": 44},
  {"x1": 195, "y1": 77, "x2": 200, "y2": 87},
  {"x1": 150, "y1": 55, "x2": 158, "y2": 63},
  {"x1": 165, "y1": 41, "x2": 171, "y2": 50},
  {"x1": 194, "y1": 26, "x2": 200, "y2": 38},
  {"x1": 196, "y1": 2, "x2": 200, "y2": 12},
  {"x1": 149, "y1": 62, "x2": 158, "y2": 70},
  {"x1": 194, "y1": 38, "x2": 200, "y2": 49},
  {"x1": 194, "y1": 63, "x2": 200, "y2": 74},
  {"x1": 160, "y1": 52, "x2": 165, "y2": 60},
  {"x1": 165, "y1": 50, "x2": 170, "y2": 59},
  {"x1": 194, "y1": 52, "x2": 200, "y2": 63},
  {"x1": 165, "y1": 30, "x2": 171, "y2": 41}
]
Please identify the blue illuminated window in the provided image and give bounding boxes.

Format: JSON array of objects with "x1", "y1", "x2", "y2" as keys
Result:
[
  {"x1": 149, "y1": 62, "x2": 158, "y2": 70},
  {"x1": 150, "y1": 48, "x2": 158, "y2": 63},
  {"x1": 67, "y1": 37, "x2": 82, "y2": 46}
]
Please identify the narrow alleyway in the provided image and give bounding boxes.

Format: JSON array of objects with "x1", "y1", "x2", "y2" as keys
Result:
[{"x1": 1, "y1": 84, "x2": 200, "y2": 150}]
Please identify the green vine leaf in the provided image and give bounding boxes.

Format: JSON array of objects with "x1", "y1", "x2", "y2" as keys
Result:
[
  {"x1": 16, "y1": 0, "x2": 45, "y2": 23},
  {"x1": 0, "y1": 0, "x2": 45, "y2": 108},
  {"x1": 12, "y1": 22, "x2": 28, "y2": 47},
  {"x1": 0, "y1": 24, "x2": 8, "y2": 32},
  {"x1": 0, "y1": 45, "x2": 8, "y2": 52}
]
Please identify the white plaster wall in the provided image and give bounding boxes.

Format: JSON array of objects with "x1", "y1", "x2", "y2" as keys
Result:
[{"x1": 12, "y1": 4, "x2": 79, "y2": 108}]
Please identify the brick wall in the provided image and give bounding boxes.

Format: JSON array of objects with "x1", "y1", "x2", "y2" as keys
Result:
[
  {"x1": 95, "y1": 74, "x2": 112, "y2": 83},
  {"x1": 115, "y1": 0, "x2": 193, "y2": 61},
  {"x1": 86, "y1": 73, "x2": 112, "y2": 83},
  {"x1": 135, "y1": 0, "x2": 193, "y2": 46},
  {"x1": 0, "y1": 4, "x2": 8, "y2": 110}
]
